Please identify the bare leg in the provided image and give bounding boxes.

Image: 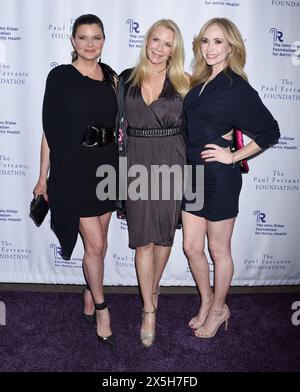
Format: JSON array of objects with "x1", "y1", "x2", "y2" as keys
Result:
[
  {"x1": 182, "y1": 211, "x2": 213, "y2": 328},
  {"x1": 80, "y1": 212, "x2": 112, "y2": 338},
  {"x1": 152, "y1": 245, "x2": 172, "y2": 309},
  {"x1": 82, "y1": 214, "x2": 110, "y2": 315},
  {"x1": 135, "y1": 242, "x2": 156, "y2": 347},
  {"x1": 195, "y1": 217, "x2": 235, "y2": 337}
]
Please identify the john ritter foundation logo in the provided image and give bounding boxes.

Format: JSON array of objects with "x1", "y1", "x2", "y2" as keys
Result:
[
  {"x1": 253, "y1": 210, "x2": 287, "y2": 237},
  {"x1": 269, "y1": 27, "x2": 300, "y2": 60},
  {"x1": 126, "y1": 19, "x2": 144, "y2": 49}
]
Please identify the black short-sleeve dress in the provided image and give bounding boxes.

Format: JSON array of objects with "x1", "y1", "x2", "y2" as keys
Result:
[{"x1": 43, "y1": 63, "x2": 118, "y2": 258}]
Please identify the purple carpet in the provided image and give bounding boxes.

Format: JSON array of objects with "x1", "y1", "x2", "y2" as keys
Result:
[{"x1": 0, "y1": 291, "x2": 299, "y2": 372}]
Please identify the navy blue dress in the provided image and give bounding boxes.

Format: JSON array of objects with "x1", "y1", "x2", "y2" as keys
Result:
[{"x1": 182, "y1": 69, "x2": 280, "y2": 221}]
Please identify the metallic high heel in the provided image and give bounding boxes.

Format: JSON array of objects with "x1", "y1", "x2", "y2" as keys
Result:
[
  {"x1": 95, "y1": 301, "x2": 115, "y2": 348},
  {"x1": 83, "y1": 286, "x2": 96, "y2": 326},
  {"x1": 195, "y1": 304, "x2": 230, "y2": 339},
  {"x1": 140, "y1": 307, "x2": 156, "y2": 348},
  {"x1": 188, "y1": 294, "x2": 214, "y2": 330}
]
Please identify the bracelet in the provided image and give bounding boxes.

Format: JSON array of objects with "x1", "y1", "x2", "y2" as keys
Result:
[{"x1": 232, "y1": 152, "x2": 236, "y2": 168}]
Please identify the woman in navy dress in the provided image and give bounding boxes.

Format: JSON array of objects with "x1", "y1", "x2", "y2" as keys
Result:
[{"x1": 182, "y1": 18, "x2": 280, "y2": 338}]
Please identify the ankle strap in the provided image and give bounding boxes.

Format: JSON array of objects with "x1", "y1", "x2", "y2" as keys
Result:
[
  {"x1": 142, "y1": 308, "x2": 156, "y2": 315},
  {"x1": 95, "y1": 301, "x2": 107, "y2": 310}
]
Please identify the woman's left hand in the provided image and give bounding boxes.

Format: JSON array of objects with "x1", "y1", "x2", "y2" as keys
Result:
[{"x1": 201, "y1": 144, "x2": 233, "y2": 164}]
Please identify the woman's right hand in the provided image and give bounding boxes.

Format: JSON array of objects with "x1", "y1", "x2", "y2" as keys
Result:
[{"x1": 33, "y1": 179, "x2": 48, "y2": 202}]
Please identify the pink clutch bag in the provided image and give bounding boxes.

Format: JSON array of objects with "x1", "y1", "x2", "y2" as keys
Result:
[{"x1": 234, "y1": 129, "x2": 249, "y2": 173}]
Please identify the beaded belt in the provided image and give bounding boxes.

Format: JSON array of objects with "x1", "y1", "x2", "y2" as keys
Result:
[
  {"x1": 82, "y1": 125, "x2": 114, "y2": 147},
  {"x1": 127, "y1": 126, "x2": 181, "y2": 138}
]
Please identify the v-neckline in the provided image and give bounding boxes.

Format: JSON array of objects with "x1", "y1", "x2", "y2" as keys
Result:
[
  {"x1": 140, "y1": 76, "x2": 167, "y2": 107},
  {"x1": 198, "y1": 69, "x2": 227, "y2": 96}
]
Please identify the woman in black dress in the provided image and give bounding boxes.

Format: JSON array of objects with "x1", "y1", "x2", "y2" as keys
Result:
[
  {"x1": 182, "y1": 18, "x2": 280, "y2": 338},
  {"x1": 118, "y1": 19, "x2": 189, "y2": 347},
  {"x1": 33, "y1": 14, "x2": 118, "y2": 347}
]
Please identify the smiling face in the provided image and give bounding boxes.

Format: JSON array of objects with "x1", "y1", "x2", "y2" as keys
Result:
[
  {"x1": 71, "y1": 23, "x2": 105, "y2": 62},
  {"x1": 200, "y1": 23, "x2": 232, "y2": 73},
  {"x1": 146, "y1": 25, "x2": 174, "y2": 67}
]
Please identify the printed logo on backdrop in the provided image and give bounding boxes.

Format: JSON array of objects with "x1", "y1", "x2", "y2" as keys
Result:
[
  {"x1": 269, "y1": 27, "x2": 300, "y2": 62},
  {"x1": 126, "y1": 19, "x2": 144, "y2": 49},
  {"x1": 253, "y1": 170, "x2": 299, "y2": 192},
  {"x1": 113, "y1": 250, "x2": 135, "y2": 270},
  {"x1": 0, "y1": 154, "x2": 28, "y2": 176},
  {"x1": 0, "y1": 240, "x2": 31, "y2": 262},
  {"x1": 0, "y1": 63, "x2": 29, "y2": 85},
  {"x1": 202, "y1": 0, "x2": 240, "y2": 7},
  {"x1": 271, "y1": 0, "x2": 300, "y2": 7},
  {"x1": 253, "y1": 210, "x2": 287, "y2": 237},
  {"x1": 244, "y1": 253, "x2": 291, "y2": 273},
  {"x1": 0, "y1": 120, "x2": 21, "y2": 136},
  {"x1": 0, "y1": 25, "x2": 21, "y2": 41},
  {"x1": 272, "y1": 135, "x2": 297, "y2": 151},
  {"x1": 48, "y1": 19, "x2": 75, "y2": 39},
  {"x1": 49, "y1": 243, "x2": 82, "y2": 268},
  {"x1": 261, "y1": 78, "x2": 300, "y2": 102},
  {"x1": 0, "y1": 209, "x2": 21, "y2": 223}
]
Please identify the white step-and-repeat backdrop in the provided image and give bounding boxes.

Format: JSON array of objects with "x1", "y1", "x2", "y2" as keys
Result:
[{"x1": 0, "y1": 0, "x2": 299, "y2": 285}]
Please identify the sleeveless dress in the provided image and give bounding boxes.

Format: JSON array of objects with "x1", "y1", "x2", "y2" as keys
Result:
[{"x1": 124, "y1": 76, "x2": 186, "y2": 249}]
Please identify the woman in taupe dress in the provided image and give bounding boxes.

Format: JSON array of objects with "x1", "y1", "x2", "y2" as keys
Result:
[{"x1": 118, "y1": 19, "x2": 189, "y2": 347}]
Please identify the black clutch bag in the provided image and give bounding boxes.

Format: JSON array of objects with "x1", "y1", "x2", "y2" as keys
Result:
[{"x1": 29, "y1": 194, "x2": 49, "y2": 226}]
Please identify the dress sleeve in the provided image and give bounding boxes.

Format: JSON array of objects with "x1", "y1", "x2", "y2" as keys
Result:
[
  {"x1": 218, "y1": 78, "x2": 280, "y2": 149},
  {"x1": 42, "y1": 67, "x2": 63, "y2": 150}
]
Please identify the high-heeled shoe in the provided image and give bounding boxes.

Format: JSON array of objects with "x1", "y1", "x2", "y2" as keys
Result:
[
  {"x1": 140, "y1": 307, "x2": 156, "y2": 348},
  {"x1": 195, "y1": 304, "x2": 230, "y2": 339},
  {"x1": 95, "y1": 301, "x2": 115, "y2": 348},
  {"x1": 188, "y1": 294, "x2": 213, "y2": 330},
  {"x1": 83, "y1": 286, "x2": 96, "y2": 326}
]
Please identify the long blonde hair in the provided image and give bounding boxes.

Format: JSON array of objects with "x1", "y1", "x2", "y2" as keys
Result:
[
  {"x1": 129, "y1": 19, "x2": 189, "y2": 97},
  {"x1": 190, "y1": 18, "x2": 247, "y2": 89}
]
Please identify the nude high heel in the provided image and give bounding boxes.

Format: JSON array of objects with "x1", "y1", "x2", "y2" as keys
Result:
[
  {"x1": 140, "y1": 307, "x2": 156, "y2": 348},
  {"x1": 195, "y1": 304, "x2": 230, "y2": 339}
]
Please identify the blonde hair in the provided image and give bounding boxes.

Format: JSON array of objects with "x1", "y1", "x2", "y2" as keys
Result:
[
  {"x1": 190, "y1": 17, "x2": 247, "y2": 89},
  {"x1": 129, "y1": 19, "x2": 189, "y2": 97}
]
